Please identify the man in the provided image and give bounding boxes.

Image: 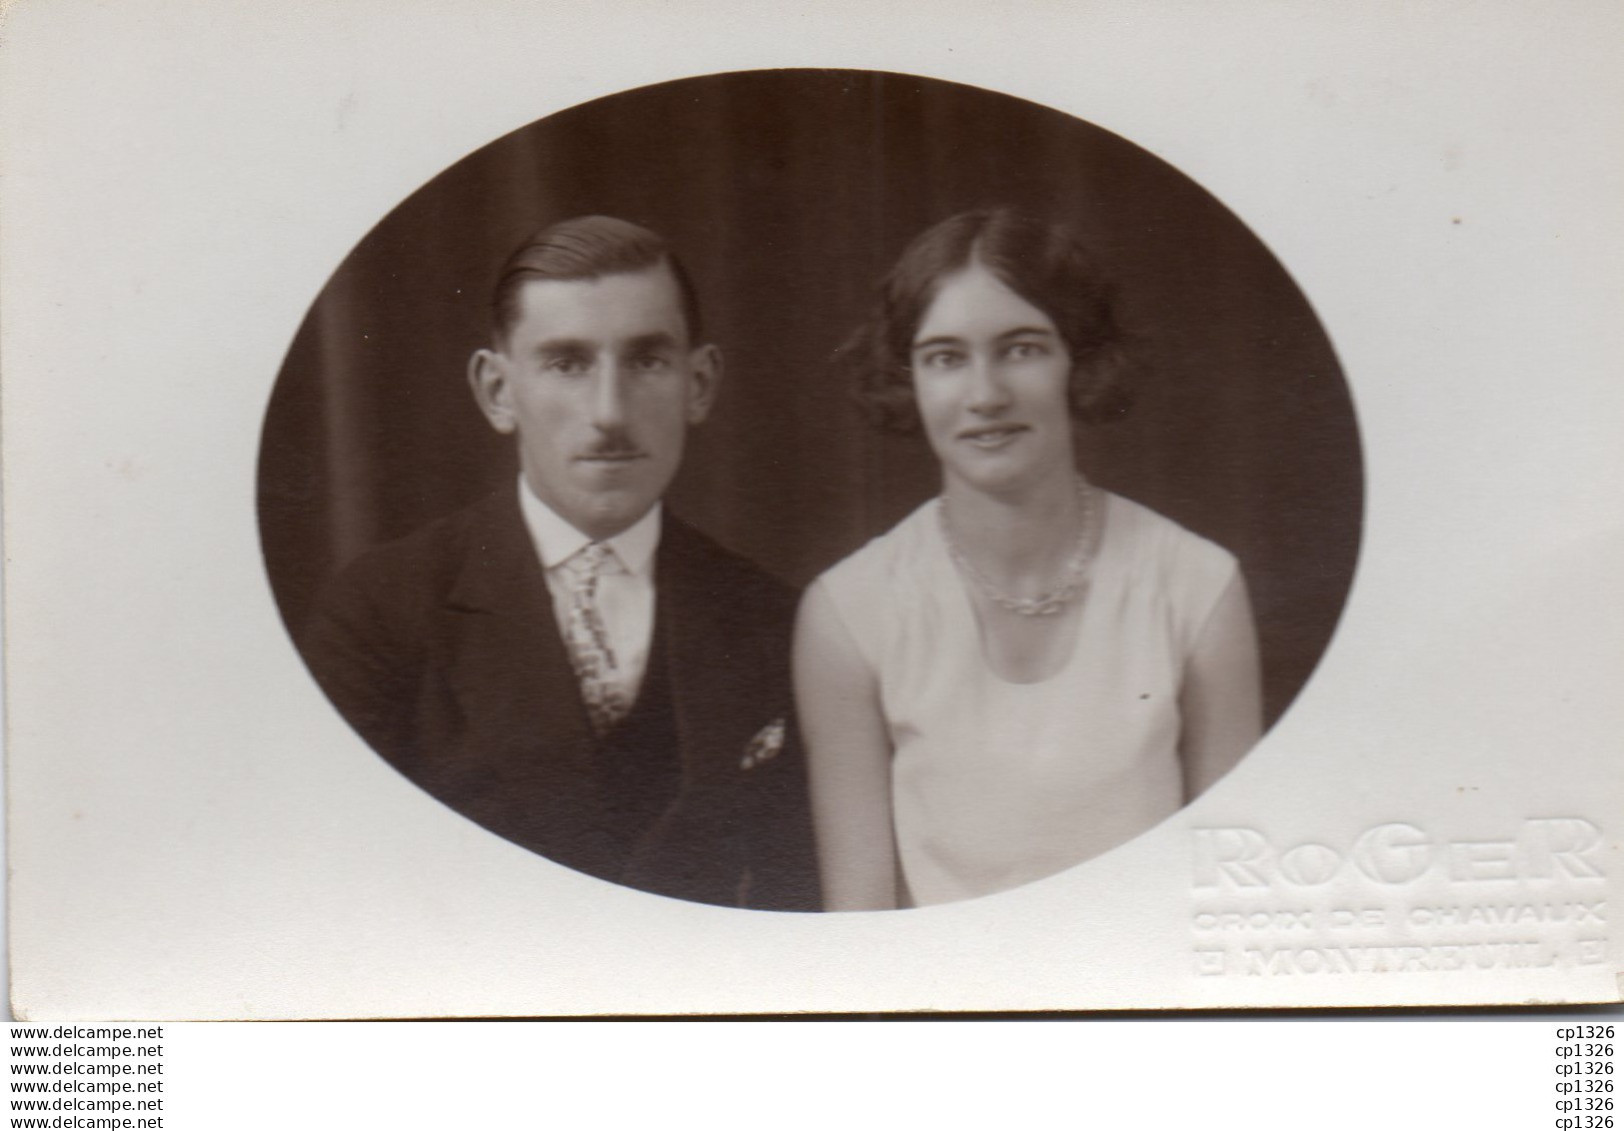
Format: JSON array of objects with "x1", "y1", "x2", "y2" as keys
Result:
[{"x1": 301, "y1": 216, "x2": 817, "y2": 911}]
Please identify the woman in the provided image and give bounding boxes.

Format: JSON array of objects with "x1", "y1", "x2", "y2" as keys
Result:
[{"x1": 794, "y1": 209, "x2": 1262, "y2": 910}]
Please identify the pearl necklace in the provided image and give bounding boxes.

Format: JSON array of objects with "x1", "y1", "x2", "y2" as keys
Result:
[{"x1": 939, "y1": 477, "x2": 1097, "y2": 618}]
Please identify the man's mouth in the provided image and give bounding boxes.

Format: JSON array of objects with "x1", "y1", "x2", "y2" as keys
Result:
[
  {"x1": 578, "y1": 449, "x2": 646, "y2": 464},
  {"x1": 958, "y1": 423, "x2": 1028, "y2": 450}
]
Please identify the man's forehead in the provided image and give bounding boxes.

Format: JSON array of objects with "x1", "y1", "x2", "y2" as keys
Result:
[{"x1": 507, "y1": 265, "x2": 688, "y2": 346}]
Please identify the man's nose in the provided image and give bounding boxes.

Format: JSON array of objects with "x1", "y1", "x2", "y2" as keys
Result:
[
  {"x1": 965, "y1": 355, "x2": 1012, "y2": 415},
  {"x1": 589, "y1": 364, "x2": 628, "y2": 431}
]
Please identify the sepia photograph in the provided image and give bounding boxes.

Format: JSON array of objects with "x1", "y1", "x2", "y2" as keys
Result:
[
  {"x1": 259, "y1": 71, "x2": 1359, "y2": 913},
  {"x1": 4, "y1": 1, "x2": 1620, "y2": 1025}
]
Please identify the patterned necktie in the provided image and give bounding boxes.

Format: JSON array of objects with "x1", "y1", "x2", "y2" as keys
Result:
[{"x1": 561, "y1": 542, "x2": 631, "y2": 738}]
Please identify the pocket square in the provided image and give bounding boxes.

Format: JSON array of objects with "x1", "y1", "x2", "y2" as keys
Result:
[{"x1": 739, "y1": 717, "x2": 786, "y2": 770}]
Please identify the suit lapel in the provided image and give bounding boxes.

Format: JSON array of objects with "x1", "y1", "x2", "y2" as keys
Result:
[
  {"x1": 657, "y1": 516, "x2": 758, "y2": 784},
  {"x1": 442, "y1": 490, "x2": 595, "y2": 767}
]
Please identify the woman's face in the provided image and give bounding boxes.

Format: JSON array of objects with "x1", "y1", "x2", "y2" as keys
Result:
[{"x1": 910, "y1": 263, "x2": 1076, "y2": 498}]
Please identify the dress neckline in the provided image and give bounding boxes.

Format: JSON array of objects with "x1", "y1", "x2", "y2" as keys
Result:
[{"x1": 931, "y1": 492, "x2": 1113, "y2": 688}]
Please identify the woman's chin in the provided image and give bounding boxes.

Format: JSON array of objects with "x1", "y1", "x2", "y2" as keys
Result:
[{"x1": 943, "y1": 456, "x2": 1068, "y2": 499}]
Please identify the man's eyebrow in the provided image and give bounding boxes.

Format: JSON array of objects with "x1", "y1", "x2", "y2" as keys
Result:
[
  {"x1": 530, "y1": 337, "x2": 592, "y2": 358},
  {"x1": 623, "y1": 331, "x2": 681, "y2": 353}
]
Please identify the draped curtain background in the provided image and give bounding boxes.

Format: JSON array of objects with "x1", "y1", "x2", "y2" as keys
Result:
[{"x1": 258, "y1": 70, "x2": 1362, "y2": 726}]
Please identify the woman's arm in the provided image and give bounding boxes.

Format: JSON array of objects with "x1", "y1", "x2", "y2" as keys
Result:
[
  {"x1": 1178, "y1": 572, "x2": 1264, "y2": 802},
  {"x1": 793, "y1": 579, "x2": 899, "y2": 911}
]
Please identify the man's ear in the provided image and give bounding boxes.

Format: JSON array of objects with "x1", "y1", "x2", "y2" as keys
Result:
[
  {"x1": 685, "y1": 343, "x2": 722, "y2": 426},
  {"x1": 467, "y1": 348, "x2": 517, "y2": 434}
]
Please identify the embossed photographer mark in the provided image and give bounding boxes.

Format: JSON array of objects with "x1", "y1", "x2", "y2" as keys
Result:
[{"x1": 1191, "y1": 818, "x2": 1606, "y2": 889}]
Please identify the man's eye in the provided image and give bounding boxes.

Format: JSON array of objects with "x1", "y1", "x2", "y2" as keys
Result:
[
  {"x1": 630, "y1": 354, "x2": 672, "y2": 372},
  {"x1": 544, "y1": 356, "x2": 589, "y2": 375}
]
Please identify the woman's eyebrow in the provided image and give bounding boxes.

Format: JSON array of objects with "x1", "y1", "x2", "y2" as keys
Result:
[{"x1": 996, "y1": 325, "x2": 1059, "y2": 341}]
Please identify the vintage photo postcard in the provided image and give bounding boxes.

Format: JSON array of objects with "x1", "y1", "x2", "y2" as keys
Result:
[{"x1": 3, "y1": 1, "x2": 1620, "y2": 1018}]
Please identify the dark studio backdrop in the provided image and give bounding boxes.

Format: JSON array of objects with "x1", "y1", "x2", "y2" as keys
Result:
[{"x1": 258, "y1": 69, "x2": 1362, "y2": 729}]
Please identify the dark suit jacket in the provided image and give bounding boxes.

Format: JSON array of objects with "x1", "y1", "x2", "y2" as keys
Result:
[{"x1": 299, "y1": 490, "x2": 818, "y2": 911}]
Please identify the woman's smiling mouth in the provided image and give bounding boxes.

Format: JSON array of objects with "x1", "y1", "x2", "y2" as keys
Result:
[{"x1": 958, "y1": 423, "x2": 1029, "y2": 450}]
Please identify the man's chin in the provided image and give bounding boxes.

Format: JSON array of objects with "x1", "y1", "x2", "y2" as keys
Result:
[{"x1": 563, "y1": 486, "x2": 660, "y2": 540}]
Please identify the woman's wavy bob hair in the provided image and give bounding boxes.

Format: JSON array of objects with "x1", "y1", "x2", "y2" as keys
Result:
[{"x1": 844, "y1": 208, "x2": 1136, "y2": 434}]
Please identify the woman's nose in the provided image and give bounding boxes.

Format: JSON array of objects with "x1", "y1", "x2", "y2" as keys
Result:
[{"x1": 965, "y1": 356, "x2": 1012, "y2": 414}]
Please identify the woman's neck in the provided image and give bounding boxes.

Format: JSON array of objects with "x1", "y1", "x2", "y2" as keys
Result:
[{"x1": 940, "y1": 471, "x2": 1090, "y2": 592}]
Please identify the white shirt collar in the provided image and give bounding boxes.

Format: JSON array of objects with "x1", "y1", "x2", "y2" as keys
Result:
[{"x1": 517, "y1": 475, "x2": 662, "y2": 576}]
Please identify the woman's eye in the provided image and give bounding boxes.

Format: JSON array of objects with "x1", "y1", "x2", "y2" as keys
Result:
[
  {"x1": 919, "y1": 349, "x2": 964, "y2": 370},
  {"x1": 1005, "y1": 341, "x2": 1046, "y2": 360}
]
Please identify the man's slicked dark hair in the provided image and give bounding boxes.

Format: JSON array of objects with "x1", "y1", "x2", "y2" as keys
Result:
[
  {"x1": 490, "y1": 215, "x2": 705, "y2": 345},
  {"x1": 843, "y1": 208, "x2": 1136, "y2": 433}
]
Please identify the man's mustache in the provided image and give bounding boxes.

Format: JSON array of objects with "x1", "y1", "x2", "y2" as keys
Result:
[{"x1": 580, "y1": 431, "x2": 644, "y2": 459}]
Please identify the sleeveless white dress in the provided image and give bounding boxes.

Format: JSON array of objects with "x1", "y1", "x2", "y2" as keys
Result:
[{"x1": 815, "y1": 491, "x2": 1241, "y2": 907}]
